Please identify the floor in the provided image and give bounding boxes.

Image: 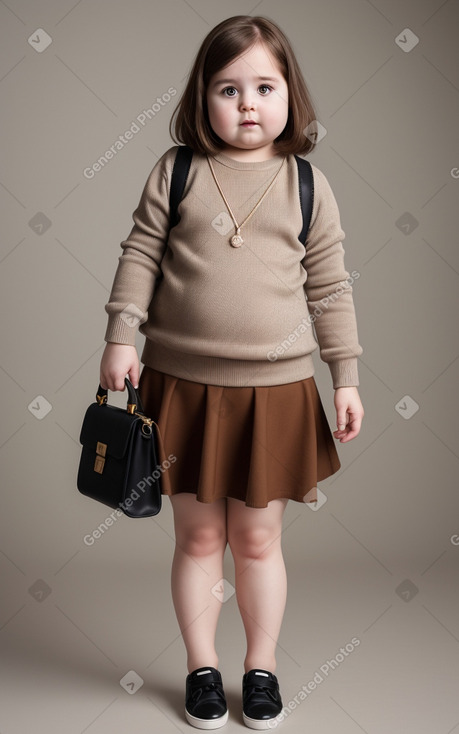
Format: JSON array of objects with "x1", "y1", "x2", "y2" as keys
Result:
[{"x1": 1, "y1": 495, "x2": 458, "y2": 734}]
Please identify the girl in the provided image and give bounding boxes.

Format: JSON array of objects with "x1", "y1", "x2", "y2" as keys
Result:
[{"x1": 100, "y1": 15, "x2": 364, "y2": 730}]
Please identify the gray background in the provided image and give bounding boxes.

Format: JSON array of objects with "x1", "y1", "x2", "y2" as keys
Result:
[{"x1": 1, "y1": 0, "x2": 458, "y2": 732}]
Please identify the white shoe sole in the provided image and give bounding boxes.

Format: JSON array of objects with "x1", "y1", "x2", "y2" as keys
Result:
[
  {"x1": 243, "y1": 711, "x2": 284, "y2": 729},
  {"x1": 185, "y1": 708, "x2": 229, "y2": 729}
]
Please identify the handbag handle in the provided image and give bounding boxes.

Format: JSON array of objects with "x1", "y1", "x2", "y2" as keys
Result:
[{"x1": 96, "y1": 377, "x2": 145, "y2": 415}]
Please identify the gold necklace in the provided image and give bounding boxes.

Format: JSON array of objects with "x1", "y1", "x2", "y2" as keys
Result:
[{"x1": 207, "y1": 155, "x2": 286, "y2": 248}]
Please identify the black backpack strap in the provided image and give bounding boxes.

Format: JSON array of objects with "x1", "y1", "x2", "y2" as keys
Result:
[
  {"x1": 294, "y1": 155, "x2": 314, "y2": 245},
  {"x1": 169, "y1": 145, "x2": 193, "y2": 230}
]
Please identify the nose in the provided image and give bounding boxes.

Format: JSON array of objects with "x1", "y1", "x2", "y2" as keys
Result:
[{"x1": 239, "y1": 92, "x2": 256, "y2": 111}]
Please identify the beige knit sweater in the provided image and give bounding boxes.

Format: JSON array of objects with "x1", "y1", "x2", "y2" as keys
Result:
[{"x1": 104, "y1": 146, "x2": 363, "y2": 388}]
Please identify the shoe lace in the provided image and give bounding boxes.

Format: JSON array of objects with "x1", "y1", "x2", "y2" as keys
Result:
[
  {"x1": 245, "y1": 684, "x2": 278, "y2": 703},
  {"x1": 190, "y1": 681, "x2": 226, "y2": 703}
]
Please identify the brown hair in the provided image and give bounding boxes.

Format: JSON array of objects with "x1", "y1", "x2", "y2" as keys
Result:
[{"x1": 169, "y1": 15, "x2": 318, "y2": 156}]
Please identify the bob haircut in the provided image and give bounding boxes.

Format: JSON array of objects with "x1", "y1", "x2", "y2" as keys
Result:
[{"x1": 169, "y1": 15, "x2": 318, "y2": 157}]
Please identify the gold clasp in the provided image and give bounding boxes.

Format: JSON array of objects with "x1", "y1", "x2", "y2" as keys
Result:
[
  {"x1": 94, "y1": 441, "x2": 107, "y2": 473},
  {"x1": 134, "y1": 411, "x2": 155, "y2": 436}
]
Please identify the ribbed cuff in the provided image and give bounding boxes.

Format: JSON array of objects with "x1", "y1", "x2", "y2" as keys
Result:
[
  {"x1": 329, "y1": 358, "x2": 360, "y2": 389},
  {"x1": 104, "y1": 314, "x2": 138, "y2": 346}
]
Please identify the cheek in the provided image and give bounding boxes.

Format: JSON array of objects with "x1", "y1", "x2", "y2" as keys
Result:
[
  {"x1": 274, "y1": 93, "x2": 289, "y2": 123},
  {"x1": 208, "y1": 99, "x2": 231, "y2": 131},
  {"x1": 270, "y1": 99, "x2": 288, "y2": 129},
  {"x1": 264, "y1": 101, "x2": 288, "y2": 128}
]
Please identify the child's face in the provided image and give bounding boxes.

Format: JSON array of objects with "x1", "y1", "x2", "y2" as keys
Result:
[{"x1": 206, "y1": 41, "x2": 289, "y2": 161}]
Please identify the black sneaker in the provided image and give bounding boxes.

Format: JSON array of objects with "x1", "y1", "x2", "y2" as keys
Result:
[
  {"x1": 185, "y1": 666, "x2": 229, "y2": 729},
  {"x1": 242, "y1": 669, "x2": 283, "y2": 730}
]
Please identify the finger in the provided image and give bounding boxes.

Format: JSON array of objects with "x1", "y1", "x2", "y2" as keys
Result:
[
  {"x1": 101, "y1": 374, "x2": 114, "y2": 392},
  {"x1": 129, "y1": 364, "x2": 140, "y2": 389},
  {"x1": 339, "y1": 419, "x2": 362, "y2": 442},
  {"x1": 113, "y1": 375, "x2": 126, "y2": 392},
  {"x1": 336, "y1": 411, "x2": 348, "y2": 431},
  {"x1": 339, "y1": 431, "x2": 357, "y2": 443}
]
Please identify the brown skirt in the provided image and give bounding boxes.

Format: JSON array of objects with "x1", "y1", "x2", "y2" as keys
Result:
[{"x1": 138, "y1": 365, "x2": 341, "y2": 509}]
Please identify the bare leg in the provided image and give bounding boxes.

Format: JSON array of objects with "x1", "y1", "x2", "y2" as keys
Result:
[
  {"x1": 226, "y1": 497, "x2": 288, "y2": 674},
  {"x1": 169, "y1": 494, "x2": 227, "y2": 673}
]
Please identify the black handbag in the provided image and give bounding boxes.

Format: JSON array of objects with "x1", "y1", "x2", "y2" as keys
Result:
[{"x1": 77, "y1": 378, "x2": 162, "y2": 517}]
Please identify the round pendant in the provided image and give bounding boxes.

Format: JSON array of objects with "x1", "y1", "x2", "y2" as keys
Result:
[{"x1": 231, "y1": 233, "x2": 244, "y2": 248}]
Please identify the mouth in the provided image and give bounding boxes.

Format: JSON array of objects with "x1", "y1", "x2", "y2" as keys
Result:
[{"x1": 240, "y1": 121, "x2": 258, "y2": 127}]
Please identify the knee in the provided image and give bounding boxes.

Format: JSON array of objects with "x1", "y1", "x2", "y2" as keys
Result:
[
  {"x1": 228, "y1": 526, "x2": 278, "y2": 560},
  {"x1": 178, "y1": 524, "x2": 227, "y2": 558}
]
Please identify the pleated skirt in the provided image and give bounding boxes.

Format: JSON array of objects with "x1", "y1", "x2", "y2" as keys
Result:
[{"x1": 138, "y1": 365, "x2": 341, "y2": 509}]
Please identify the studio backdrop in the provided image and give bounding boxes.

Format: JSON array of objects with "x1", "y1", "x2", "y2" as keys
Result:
[{"x1": 0, "y1": 1, "x2": 458, "y2": 733}]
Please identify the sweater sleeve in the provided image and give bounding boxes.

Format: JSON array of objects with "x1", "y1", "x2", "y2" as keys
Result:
[
  {"x1": 302, "y1": 165, "x2": 363, "y2": 388},
  {"x1": 104, "y1": 147, "x2": 176, "y2": 345}
]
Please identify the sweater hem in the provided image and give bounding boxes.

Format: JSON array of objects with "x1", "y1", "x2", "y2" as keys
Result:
[{"x1": 141, "y1": 339, "x2": 316, "y2": 387}]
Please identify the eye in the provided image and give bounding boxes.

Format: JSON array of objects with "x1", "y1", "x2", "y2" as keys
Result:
[
  {"x1": 258, "y1": 85, "x2": 273, "y2": 95},
  {"x1": 222, "y1": 86, "x2": 238, "y2": 97}
]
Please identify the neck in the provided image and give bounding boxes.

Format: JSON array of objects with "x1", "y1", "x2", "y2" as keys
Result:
[{"x1": 217, "y1": 144, "x2": 278, "y2": 162}]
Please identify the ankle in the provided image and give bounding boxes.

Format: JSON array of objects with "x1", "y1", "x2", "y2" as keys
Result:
[
  {"x1": 244, "y1": 657, "x2": 276, "y2": 674},
  {"x1": 187, "y1": 657, "x2": 219, "y2": 674}
]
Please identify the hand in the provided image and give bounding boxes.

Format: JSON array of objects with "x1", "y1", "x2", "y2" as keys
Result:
[
  {"x1": 333, "y1": 386, "x2": 364, "y2": 443},
  {"x1": 100, "y1": 343, "x2": 140, "y2": 392}
]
